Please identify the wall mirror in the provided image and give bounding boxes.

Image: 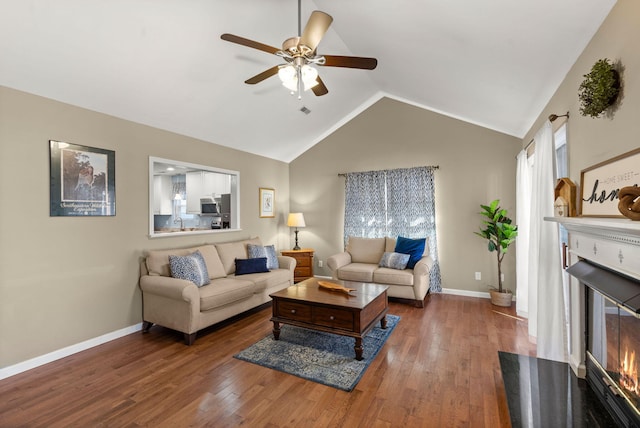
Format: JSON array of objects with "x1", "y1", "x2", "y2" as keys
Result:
[{"x1": 149, "y1": 157, "x2": 240, "y2": 238}]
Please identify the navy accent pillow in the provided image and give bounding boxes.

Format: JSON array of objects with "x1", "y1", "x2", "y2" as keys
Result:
[
  {"x1": 235, "y1": 257, "x2": 269, "y2": 275},
  {"x1": 394, "y1": 236, "x2": 426, "y2": 269},
  {"x1": 379, "y1": 252, "x2": 410, "y2": 270},
  {"x1": 247, "y1": 244, "x2": 279, "y2": 270},
  {"x1": 168, "y1": 250, "x2": 211, "y2": 287}
]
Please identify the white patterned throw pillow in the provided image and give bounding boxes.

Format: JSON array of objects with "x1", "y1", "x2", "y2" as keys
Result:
[
  {"x1": 378, "y1": 252, "x2": 410, "y2": 270},
  {"x1": 247, "y1": 244, "x2": 279, "y2": 270},
  {"x1": 168, "y1": 250, "x2": 211, "y2": 287}
]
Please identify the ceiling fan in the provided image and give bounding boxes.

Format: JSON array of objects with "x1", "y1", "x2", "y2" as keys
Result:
[{"x1": 220, "y1": 0, "x2": 377, "y2": 98}]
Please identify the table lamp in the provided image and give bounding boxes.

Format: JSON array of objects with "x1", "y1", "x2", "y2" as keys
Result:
[{"x1": 287, "y1": 213, "x2": 306, "y2": 250}]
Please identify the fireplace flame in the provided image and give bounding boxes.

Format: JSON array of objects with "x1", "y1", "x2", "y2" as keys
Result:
[{"x1": 620, "y1": 348, "x2": 639, "y2": 394}]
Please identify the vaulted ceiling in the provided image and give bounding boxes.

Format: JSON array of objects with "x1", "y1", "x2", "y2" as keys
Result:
[{"x1": 0, "y1": 0, "x2": 616, "y2": 162}]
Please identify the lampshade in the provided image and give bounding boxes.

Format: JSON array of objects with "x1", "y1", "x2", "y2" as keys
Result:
[
  {"x1": 287, "y1": 213, "x2": 306, "y2": 228},
  {"x1": 278, "y1": 65, "x2": 298, "y2": 91},
  {"x1": 278, "y1": 64, "x2": 318, "y2": 93},
  {"x1": 300, "y1": 65, "x2": 319, "y2": 90}
]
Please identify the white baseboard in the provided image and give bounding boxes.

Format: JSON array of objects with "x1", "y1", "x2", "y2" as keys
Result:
[
  {"x1": 0, "y1": 323, "x2": 142, "y2": 381},
  {"x1": 441, "y1": 288, "x2": 491, "y2": 299}
]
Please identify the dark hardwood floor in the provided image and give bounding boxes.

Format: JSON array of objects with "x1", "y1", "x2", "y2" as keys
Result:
[{"x1": 0, "y1": 293, "x2": 535, "y2": 427}]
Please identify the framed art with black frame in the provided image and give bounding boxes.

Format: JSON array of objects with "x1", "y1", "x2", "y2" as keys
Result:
[{"x1": 49, "y1": 140, "x2": 116, "y2": 216}]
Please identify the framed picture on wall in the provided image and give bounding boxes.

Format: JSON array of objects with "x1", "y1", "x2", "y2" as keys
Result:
[
  {"x1": 580, "y1": 147, "x2": 640, "y2": 217},
  {"x1": 49, "y1": 140, "x2": 116, "y2": 216},
  {"x1": 259, "y1": 187, "x2": 275, "y2": 218}
]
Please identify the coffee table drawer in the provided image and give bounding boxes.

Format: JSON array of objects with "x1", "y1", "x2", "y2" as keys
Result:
[
  {"x1": 312, "y1": 307, "x2": 354, "y2": 331},
  {"x1": 276, "y1": 301, "x2": 312, "y2": 322}
]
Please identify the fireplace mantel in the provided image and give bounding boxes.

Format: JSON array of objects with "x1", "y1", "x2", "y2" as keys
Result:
[
  {"x1": 546, "y1": 216, "x2": 640, "y2": 280},
  {"x1": 544, "y1": 216, "x2": 640, "y2": 380}
]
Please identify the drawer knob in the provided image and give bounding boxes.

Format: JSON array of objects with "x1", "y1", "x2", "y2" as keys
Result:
[
  {"x1": 290, "y1": 309, "x2": 296, "y2": 314},
  {"x1": 329, "y1": 315, "x2": 335, "y2": 320}
]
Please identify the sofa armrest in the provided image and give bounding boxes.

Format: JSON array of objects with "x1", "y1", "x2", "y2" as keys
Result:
[
  {"x1": 140, "y1": 275, "x2": 200, "y2": 306},
  {"x1": 278, "y1": 256, "x2": 296, "y2": 271},
  {"x1": 413, "y1": 255, "x2": 434, "y2": 276},
  {"x1": 327, "y1": 252, "x2": 352, "y2": 273}
]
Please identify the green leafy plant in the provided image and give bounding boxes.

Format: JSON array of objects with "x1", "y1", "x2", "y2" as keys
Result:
[
  {"x1": 475, "y1": 199, "x2": 518, "y2": 293},
  {"x1": 578, "y1": 58, "x2": 620, "y2": 118}
]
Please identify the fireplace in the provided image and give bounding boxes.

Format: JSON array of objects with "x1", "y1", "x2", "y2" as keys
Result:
[
  {"x1": 553, "y1": 216, "x2": 640, "y2": 427},
  {"x1": 568, "y1": 260, "x2": 640, "y2": 426}
]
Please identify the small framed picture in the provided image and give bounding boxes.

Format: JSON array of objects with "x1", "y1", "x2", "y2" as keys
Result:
[
  {"x1": 49, "y1": 140, "x2": 116, "y2": 216},
  {"x1": 259, "y1": 187, "x2": 275, "y2": 218}
]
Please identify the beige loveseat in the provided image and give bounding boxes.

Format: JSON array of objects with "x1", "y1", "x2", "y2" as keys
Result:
[
  {"x1": 327, "y1": 236, "x2": 434, "y2": 307},
  {"x1": 139, "y1": 237, "x2": 295, "y2": 344}
]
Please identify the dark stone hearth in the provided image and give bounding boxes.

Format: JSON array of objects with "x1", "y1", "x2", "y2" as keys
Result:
[{"x1": 499, "y1": 352, "x2": 617, "y2": 428}]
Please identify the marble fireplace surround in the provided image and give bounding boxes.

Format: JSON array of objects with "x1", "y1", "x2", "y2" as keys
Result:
[{"x1": 546, "y1": 216, "x2": 640, "y2": 377}]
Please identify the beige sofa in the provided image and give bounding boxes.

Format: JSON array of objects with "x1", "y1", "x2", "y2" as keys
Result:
[
  {"x1": 139, "y1": 237, "x2": 295, "y2": 344},
  {"x1": 327, "y1": 236, "x2": 434, "y2": 307}
]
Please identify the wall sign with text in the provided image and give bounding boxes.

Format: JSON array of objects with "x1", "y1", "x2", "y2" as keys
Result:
[{"x1": 580, "y1": 147, "x2": 640, "y2": 217}]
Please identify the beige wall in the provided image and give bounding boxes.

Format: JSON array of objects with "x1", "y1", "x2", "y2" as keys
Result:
[
  {"x1": 522, "y1": 0, "x2": 639, "y2": 182},
  {"x1": 289, "y1": 97, "x2": 521, "y2": 294},
  {"x1": 0, "y1": 86, "x2": 290, "y2": 368}
]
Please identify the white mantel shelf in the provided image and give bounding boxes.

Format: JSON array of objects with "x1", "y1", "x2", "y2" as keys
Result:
[{"x1": 545, "y1": 216, "x2": 640, "y2": 239}]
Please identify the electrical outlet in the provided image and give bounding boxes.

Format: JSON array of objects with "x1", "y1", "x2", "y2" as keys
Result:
[
  {"x1": 318, "y1": 260, "x2": 323, "y2": 268},
  {"x1": 475, "y1": 272, "x2": 481, "y2": 281},
  {"x1": 501, "y1": 273, "x2": 505, "y2": 282}
]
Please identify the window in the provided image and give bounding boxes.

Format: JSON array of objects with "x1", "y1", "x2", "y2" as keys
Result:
[{"x1": 343, "y1": 166, "x2": 441, "y2": 291}]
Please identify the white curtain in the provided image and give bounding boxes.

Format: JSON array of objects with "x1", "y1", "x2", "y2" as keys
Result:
[
  {"x1": 527, "y1": 121, "x2": 568, "y2": 362},
  {"x1": 515, "y1": 150, "x2": 532, "y2": 318}
]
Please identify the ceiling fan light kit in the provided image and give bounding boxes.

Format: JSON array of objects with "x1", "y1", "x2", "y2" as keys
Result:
[{"x1": 220, "y1": 1, "x2": 377, "y2": 100}]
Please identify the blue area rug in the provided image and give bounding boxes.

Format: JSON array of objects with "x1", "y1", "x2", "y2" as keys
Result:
[{"x1": 234, "y1": 314, "x2": 399, "y2": 391}]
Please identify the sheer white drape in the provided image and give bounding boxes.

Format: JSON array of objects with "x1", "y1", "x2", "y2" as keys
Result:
[
  {"x1": 527, "y1": 121, "x2": 568, "y2": 362},
  {"x1": 516, "y1": 150, "x2": 532, "y2": 318}
]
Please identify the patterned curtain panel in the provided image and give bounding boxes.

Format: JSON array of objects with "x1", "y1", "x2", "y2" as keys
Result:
[
  {"x1": 343, "y1": 170, "x2": 387, "y2": 244},
  {"x1": 343, "y1": 167, "x2": 442, "y2": 292}
]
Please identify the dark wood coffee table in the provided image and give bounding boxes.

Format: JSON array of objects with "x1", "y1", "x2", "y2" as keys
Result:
[{"x1": 269, "y1": 277, "x2": 389, "y2": 360}]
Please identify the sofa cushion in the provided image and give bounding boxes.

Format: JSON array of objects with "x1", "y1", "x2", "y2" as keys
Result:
[
  {"x1": 395, "y1": 236, "x2": 426, "y2": 269},
  {"x1": 168, "y1": 251, "x2": 210, "y2": 287},
  {"x1": 216, "y1": 237, "x2": 262, "y2": 275},
  {"x1": 247, "y1": 244, "x2": 279, "y2": 270},
  {"x1": 235, "y1": 257, "x2": 269, "y2": 275},
  {"x1": 385, "y1": 237, "x2": 397, "y2": 253},
  {"x1": 379, "y1": 252, "x2": 410, "y2": 270},
  {"x1": 337, "y1": 263, "x2": 377, "y2": 282},
  {"x1": 373, "y1": 267, "x2": 415, "y2": 286},
  {"x1": 347, "y1": 237, "x2": 386, "y2": 264},
  {"x1": 230, "y1": 268, "x2": 292, "y2": 293},
  {"x1": 199, "y1": 278, "x2": 255, "y2": 311},
  {"x1": 147, "y1": 245, "x2": 226, "y2": 280}
]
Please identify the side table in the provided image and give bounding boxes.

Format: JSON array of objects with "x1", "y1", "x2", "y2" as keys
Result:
[{"x1": 281, "y1": 248, "x2": 314, "y2": 282}]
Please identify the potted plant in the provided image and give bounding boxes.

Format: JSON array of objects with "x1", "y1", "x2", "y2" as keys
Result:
[
  {"x1": 578, "y1": 58, "x2": 621, "y2": 118},
  {"x1": 475, "y1": 199, "x2": 518, "y2": 307}
]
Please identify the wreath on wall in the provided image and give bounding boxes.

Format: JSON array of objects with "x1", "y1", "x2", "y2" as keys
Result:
[{"x1": 578, "y1": 58, "x2": 621, "y2": 118}]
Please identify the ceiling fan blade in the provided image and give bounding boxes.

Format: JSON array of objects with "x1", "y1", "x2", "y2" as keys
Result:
[
  {"x1": 312, "y1": 76, "x2": 328, "y2": 96},
  {"x1": 299, "y1": 11, "x2": 333, "y2": 52},
  {"x1": 322, "y1": 55, "x2": 378, "y2": 70},
  {"x1": 244, "y1": 66, "x2": 280, "y2": 85},
  {"x1": 221, "y1": 33, "x2": 280, "y2": 55}
]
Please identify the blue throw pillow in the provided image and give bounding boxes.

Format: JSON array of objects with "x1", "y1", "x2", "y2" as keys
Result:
[
  {"x1": 247, "y1": 244, "x2": 279, "y2": 270},
  {"x1": 168, "y1": 250, "x2": 211, "y2": 287},
  {"x1": 235, "y1": 257, "x2": 269, "y2": 275},
  {"x1": 394, "y1": 236, "x2": 426, "y2": 269},
  {"x1": 379, "y1": 252, "x2": 410, "y2": 270}
]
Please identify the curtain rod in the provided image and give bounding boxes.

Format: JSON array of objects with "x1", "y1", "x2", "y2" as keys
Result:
[
  {"x1": 549, "y1": 111, "x2": 569, "y2": 122},
  {"x1": 338, "y1": 165, "x2": 439, "y2": 177}
]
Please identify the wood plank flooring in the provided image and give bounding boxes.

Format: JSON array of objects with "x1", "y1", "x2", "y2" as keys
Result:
[{"x1": 0, "y1": 293, "x2": 535, "y2": 427}]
